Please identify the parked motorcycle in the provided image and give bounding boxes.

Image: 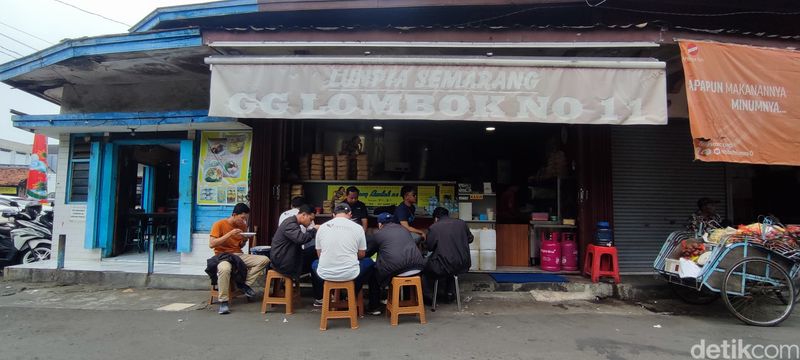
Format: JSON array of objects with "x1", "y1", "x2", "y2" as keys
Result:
[{"x1": 0, "y1": 203, "x2": 53, "y2": 271}]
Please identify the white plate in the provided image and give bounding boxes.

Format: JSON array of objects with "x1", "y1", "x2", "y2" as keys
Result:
[{"x1": 240, "y1": 232, "x2": 257, "y2": 237}]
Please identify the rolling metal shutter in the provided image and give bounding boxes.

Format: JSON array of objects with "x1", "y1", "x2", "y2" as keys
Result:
[{"x1": 611, "y1": 120, "x2": 727, "y2": 273}]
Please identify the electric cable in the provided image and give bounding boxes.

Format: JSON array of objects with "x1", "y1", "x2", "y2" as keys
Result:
[
  {"x1": 0, "y1": 21, "x2": 54, "y2": 45},
  {"x1": 51, "y1": 0, "x2": 131, "y2": 27},
  {"x1": 0, "y1": 32, "x2": 39, "y2": 51}
]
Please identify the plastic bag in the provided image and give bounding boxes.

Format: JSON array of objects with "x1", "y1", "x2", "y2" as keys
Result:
[{"x1": 679, "y1": 258, "x2": 703, "y2": 278}]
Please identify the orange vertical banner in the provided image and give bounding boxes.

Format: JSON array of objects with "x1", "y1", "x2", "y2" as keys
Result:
[
  {"x1": 27, "y1": 134, "x2": 48, "y2": 200},
  {"x1": 679, "y1": 40, "x2": 800, "y2": 165}
]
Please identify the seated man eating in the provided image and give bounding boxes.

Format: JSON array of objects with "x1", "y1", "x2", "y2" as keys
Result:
[{"x1": 207, "y1": 203, "x2": 269, "y2": 315}]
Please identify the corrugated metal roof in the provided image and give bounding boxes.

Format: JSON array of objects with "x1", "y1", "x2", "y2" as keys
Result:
[{"x1": 218, "y1": 22, "x2": 800, "y2": 41}]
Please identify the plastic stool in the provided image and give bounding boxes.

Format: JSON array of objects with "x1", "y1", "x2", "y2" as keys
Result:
[
  {"x1": 320, "y1": 280, "x2": 359, "y2": 330},
  {"x1": 332, "y1": 288, "x2": 364, "y2": 317},
  {"x1": 583, "y1": 244, "x2": 621, "y2": 283},
  {"x1": 261, "y1": 270, "x2": 298, "y2": 314},
  {"x1": 386, "y1": 275, "x2": 427, "y2": 326},
  {"x1": 209, "y1": 280, "x2": 242, "y2": 305},
  {"x1": 432, "y1": 274, "x2": 461, "y2": 312}
]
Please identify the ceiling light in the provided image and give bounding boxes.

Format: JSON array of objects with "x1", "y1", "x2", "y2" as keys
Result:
[
  {"x1": 373, "y1": 125, "x2": 383, "y2": 131},
  {"x1": 485, "y1": 126, "x2": 496, "y2": 132}
]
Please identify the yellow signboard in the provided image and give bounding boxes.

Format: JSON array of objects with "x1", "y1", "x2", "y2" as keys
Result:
[
  {"x1": 0, "y1": 186, "x2": 17, "y2": 195},
  {"x1": 197, "y1": 131, "x2": 253, "y2": 206},
  {"x1": 417, "y1": 186, "x2": 436, "y2": 205},
  {"x1": 327, "y1": 185, "x2": 402, "y2": 207},
  {"x1": 439, "y1": 184, "x2": 455, "y2": 203}
]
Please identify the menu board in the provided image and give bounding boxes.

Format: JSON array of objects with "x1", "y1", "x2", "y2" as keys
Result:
[
  {"x1": 197, "y1": 131, "x2": 252, "y2": 206},
  {"x1": 327, "y1": 185, "x2": 401, "y2": 207}
]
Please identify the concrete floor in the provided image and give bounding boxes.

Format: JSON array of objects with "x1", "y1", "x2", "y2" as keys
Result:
[{"x1": 1, "y1": 281, "x2": 798, "y2": 360}]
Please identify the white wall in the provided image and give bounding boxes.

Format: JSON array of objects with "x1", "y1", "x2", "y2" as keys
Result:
[
  {"x1": 181, "y1": 233, "x2": 215, "y2": 266},
  {"x1": 52, "y1": 135, "x2": 100, "y2": 261}
]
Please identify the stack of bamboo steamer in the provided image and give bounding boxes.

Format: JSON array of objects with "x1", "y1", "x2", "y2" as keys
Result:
[
  {"x1": 324, "y1": 155, "x2": 336, "y2": 180},
  {"x1": 290, "y1": 184, "x2": 304, "y2": 201},
  {"x1": 336, "y1": 155, "x2": 349, "y2": 180},
  {"x1": 310, "y1": 154, "x2": 323, "y2": 180},
  {"x1": 322, "y1": 200, "x2": 333, "y2": 214},
  {"x1": 298, "y1": 155, "x2": 309, "y2": 180},
  {"x1": 356, "y1": 154, "x2": 369, "y2": 180}
]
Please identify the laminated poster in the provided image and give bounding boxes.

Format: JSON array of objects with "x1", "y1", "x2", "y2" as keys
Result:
[{"x1": 197, "y1": 131, "x2": 252, "y2": 206}]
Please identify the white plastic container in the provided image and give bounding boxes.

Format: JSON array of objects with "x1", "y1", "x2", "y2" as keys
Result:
[
  {"x1": 479, "y1": 229, "x2": 496, "y2": 251},
  {"x1": 479, "y1": 250, "x2": 496, "y2": 271},
  {"x1": 469, "y1": 229, "x2": 481, "y2": 250},
  {"x1": 459, "y1": 202, "x2": 473, "y2": 221},
  {"x1": 470, "y1": 250, "x2": 480, "y2": 271}
]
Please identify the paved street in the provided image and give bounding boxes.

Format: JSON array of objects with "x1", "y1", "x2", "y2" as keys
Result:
[{"x1": 0, "y1": 281, "x2": 798, "y2": 360}]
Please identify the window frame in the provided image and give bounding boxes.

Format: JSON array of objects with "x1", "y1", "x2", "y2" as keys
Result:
[{"x1": 66, "y1": 135, "x2": 92, "y2": 204}]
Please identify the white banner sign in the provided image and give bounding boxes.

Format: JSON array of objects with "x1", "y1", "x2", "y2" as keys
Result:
[{"x1": 209, "y1": 62, "x2": 667, "y2": 125}]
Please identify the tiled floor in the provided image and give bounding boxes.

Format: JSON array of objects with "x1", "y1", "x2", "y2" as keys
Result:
[{"x1": 104, "y1": 250, "x2": 181, "y2": 264}]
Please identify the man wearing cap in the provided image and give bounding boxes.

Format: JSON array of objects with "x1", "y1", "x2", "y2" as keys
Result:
[
  {"x1": 364, "y1": 212, "x2": 425, "y2": 314},
  {"x1": 311, "y1": 202, "x2": 375, "y2": 307},
  {"x1": 423, "y1": 207, "x2": 473, "y2": 304}
]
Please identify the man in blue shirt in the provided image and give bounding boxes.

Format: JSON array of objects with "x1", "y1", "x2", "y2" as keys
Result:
[{"x1": 393, "y1": 185, "x2": 426, "y2": 243}]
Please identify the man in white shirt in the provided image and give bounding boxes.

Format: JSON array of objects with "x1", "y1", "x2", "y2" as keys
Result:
[{"x1": 311, "y1": 202, "x2": 375, "y2": 307}]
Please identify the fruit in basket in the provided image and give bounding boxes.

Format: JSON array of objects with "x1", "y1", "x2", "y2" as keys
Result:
[{"x1": 681, "y1": 239, "x2": 706, "y2": 258}]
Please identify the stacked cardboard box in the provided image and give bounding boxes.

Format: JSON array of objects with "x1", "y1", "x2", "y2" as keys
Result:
[
  {"x1": 356, "y1": 154, "x2": 369, "y2": 180},
  {"x1": 298, "y1": 155, "x2": 309, "y2": 180},
  {"x1": 324, "y1": 155, "x2": 336, "y2": 180},
  {"x1": 336, "y1": 155, "x2": 350, "y2": 180},
  {"x1": 310, "y1": 154, "x2": 323, "y2": 180}
]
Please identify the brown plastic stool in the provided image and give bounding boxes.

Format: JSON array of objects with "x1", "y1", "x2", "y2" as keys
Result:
[
  {"x1": 209, "y1": 280, "x2": 242, "y2": 305},
  {"x1": 386, "y1": 275, "x2": 427, "y2": 326},
  {"x1": 320, "y1": 280, "x2": 359, "y2": 330},
  {"x1": 261, "y1": 270, "x2": 298, "y2": 314},
  {"x1": 332, "y1": 288, "x2": 364, "y2": 317}
]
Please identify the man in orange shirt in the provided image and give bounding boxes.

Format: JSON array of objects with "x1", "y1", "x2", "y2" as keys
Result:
[{"x1": 209, "y1": 203, "x2": 269, "y2": 314}]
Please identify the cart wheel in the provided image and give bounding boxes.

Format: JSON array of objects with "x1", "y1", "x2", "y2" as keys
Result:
[
  {"x1": 669, "y1": 283, "x2": 719, "y2": 305},
  {"x1": 721, "y1": 257, "x2": 796, "y2": 327}
]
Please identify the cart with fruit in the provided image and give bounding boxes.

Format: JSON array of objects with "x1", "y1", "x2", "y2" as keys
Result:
[{"x1": 654, "y1": 216, "x2": 800, "y2": 326}]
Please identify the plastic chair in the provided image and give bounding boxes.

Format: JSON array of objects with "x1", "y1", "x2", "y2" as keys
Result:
[
  {"x1": 583, "y1": 244, "x2": 621, "y2": 283},
  {"x1": 386, "y1": 275, "x2": 427, "y2": 326}
]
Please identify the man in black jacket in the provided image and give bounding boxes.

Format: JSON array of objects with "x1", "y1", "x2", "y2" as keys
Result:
[
  {"x1": 365, "y1": 212, "x2": 425, "y2": 314},
  {"x1": 270, "y1": 205, "x2": 318, "y2": 280},
  {"x1": 423, "y1": 207, "x2": 473, "y2": 303}
]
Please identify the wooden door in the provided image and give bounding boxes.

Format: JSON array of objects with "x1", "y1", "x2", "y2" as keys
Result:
[
  {"x1": 496, "y1": 224, "x2": 530, "y2": 267},
  {"x1": 575, "y1": 126, "x2": 614, "y2": 264},
  {"x1": 249, "y1": 119, "x2": 286, "y2": 245}
]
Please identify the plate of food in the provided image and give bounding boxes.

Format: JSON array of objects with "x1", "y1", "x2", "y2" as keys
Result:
[
  {"x1": 223, "y1": 160, "x2": 240, "y2": 177},
  {"x1": 209, "y1": 138, "x2": 226, "y2": 155},
  {"x1": 227, "y1": 135, "x2": 246, "y2": 155},
  {"x1": 204, "y1": 167, "x2": 223, "y2": 182},
  {"x1": 240, "y1": 232, "x2": 257, "y2": 237}
]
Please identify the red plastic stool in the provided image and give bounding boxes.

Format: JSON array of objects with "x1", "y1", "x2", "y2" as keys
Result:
[{"x1": 583, "y1": 244, "x2": 621, "y2": 283}]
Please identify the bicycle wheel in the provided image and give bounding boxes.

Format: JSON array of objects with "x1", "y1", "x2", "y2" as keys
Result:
[{"x1": 721, "y1": 257, "x2": 795, "y2": 326}]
